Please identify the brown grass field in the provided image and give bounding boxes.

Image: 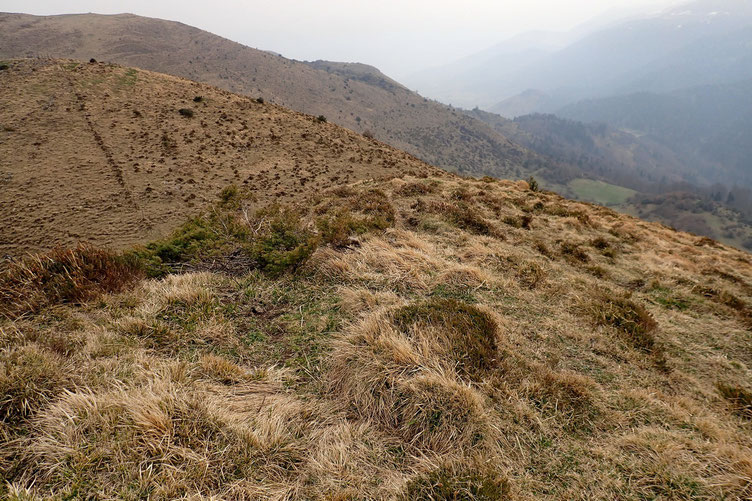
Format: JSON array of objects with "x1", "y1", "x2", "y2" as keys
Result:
[
  {"x1": 2, "y1": 169, "x2": 751, "y2": 499},
  {"x1": 0, "y1": 13, "x2": 529, "y2": 180},
  {"x1": 0, "y1": 58, "x2": 441, "y2": 257}
]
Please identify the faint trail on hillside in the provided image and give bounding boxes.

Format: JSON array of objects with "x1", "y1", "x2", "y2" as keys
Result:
[{"x1": 63, "y1": 74, "x2": 139, "y2": 211}]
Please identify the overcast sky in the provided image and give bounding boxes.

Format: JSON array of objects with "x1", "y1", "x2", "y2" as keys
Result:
[{"x1": 3, "y1": 0, "x2": 683, "y2": 77}]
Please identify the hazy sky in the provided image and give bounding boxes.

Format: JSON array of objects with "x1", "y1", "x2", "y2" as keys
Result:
[{"x1": 3, "y1": 0, "x2": 683, "y2": 77}]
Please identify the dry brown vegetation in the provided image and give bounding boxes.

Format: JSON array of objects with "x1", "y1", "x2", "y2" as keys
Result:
[
  {"x1": 2, "y1": 176, "x2": 751, "y2": 499},
  {"x1": 0, "y1": 13, "x2": 530, "y2": 180},
  {"x1": 0, "y1": 58, "x2": 443, "y2": 257}
]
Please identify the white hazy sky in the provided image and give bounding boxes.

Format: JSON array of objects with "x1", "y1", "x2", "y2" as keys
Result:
[{"x1": 3, "y1": 0, "x2": 683, "y2": 77}]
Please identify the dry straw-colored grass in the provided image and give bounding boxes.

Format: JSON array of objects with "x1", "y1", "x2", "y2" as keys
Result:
[{"x1": 2, "y1": 176, "x2": 752, "y2": 499}]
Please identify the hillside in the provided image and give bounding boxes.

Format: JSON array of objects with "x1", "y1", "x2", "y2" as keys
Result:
[
  {"x1": 2, "y1": 169, "x2": 752, "y2": 499},
  {"x1": 558, "y1": 80, "x2": 752, "y2": 189},
  {"x1": 0, "y1": 12, "x2": 531, "y2": 179},
  {"x1": 0, "y1": 58, "x2": 443, "y2": 256},
  {"x1": 465, "y1": 109, "x2": 752, "y2": 250}
]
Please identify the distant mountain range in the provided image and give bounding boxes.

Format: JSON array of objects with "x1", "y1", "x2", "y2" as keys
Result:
[{"x1": 406, "y1": 0, "x2": 752, "y2": 112}]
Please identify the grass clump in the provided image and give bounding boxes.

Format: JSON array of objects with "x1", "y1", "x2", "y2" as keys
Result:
[
  {"x1": 585, "y1": 292, "x2": 659, "y2": 353},
  {"x1": 0, "y1": 244, "x2": 143, "y2": 318},
  {"x1": 717, "y1": 383, "x2": 752, "y2": 419},
  {"x1": 0, "y1": 344, "x2": 69, "y2": 426},
  {"x1": 393, "y1": 298, "x2": 499, "y2": 378},
  {"x1": 394, "y1": 181, "x2": 436, "y2": 197},
  {"x1": 14, "y1": 384, "x2": 307, "y2": 499},
  {"x1": 503, "y1": 214, "x2": 533, "y2": 230},
  {"x1": 560, "y1": 241, "x2": 590, "y2": 263},
  {"x1": 316, "y1": 188, "x2": 396, "y2": 247},
  {"x1": 401, "y1": 464, "x2": 510, "y2": 500},
  {"x1": 429, "y1": 200, "x2": 500, "y2": 238}
]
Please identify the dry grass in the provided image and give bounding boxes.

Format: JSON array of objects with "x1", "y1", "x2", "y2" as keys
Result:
[
  {"x1": 2, "y1": 175, "x2": 752, "y2": 499},
  {"x1": 0, "y1": 244, "x2": 143, "y2": 319}
]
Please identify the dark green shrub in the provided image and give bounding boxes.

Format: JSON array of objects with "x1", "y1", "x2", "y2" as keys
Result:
[
  {"x1": 193, "y1": 96, "x2": 203, "y2": 102},
  {"x1": 178, "y1": 108, "x2": 194, "y2": 118},
  {"x1": 250, "y1": 205, "x2": 318, "y2": 277},
  {"x1": 0, "y1": 64, "x2": 9, "y2": 71},
  {"x1": 316, "y1": 115, "x2": 327, "y2": 123},
  {"x1": 528, "y1": 176, "x2": 539, "y2": 192},
  {"x1": 255, "y1": 97, "x2": 265, "y2": 104}
]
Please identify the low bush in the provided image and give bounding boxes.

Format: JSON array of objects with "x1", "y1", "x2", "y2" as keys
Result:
[
  {"x1": 250, "y1": 205, "x2": 319, "y2": 276},
  {"x1": 0, "y1": 244, "x2": 143, "y2": 318},
  {"x1": 136, "y1": 189, "x2": 317, "y2": 277},
  {"x1": 178, "y1": 108, "x2": 194, "y2": 118}
]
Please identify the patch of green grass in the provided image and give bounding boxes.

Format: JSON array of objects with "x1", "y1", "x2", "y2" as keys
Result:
[
  {"x1": 401, "y1": 465, "x2": 510, "y2": 501},
  {"x1": 117, "y1": 68, "x2": 137, "y2": 87},
  {"x1": 649, "y1": 285, "x2": 691, "y2": 311},
  {"x1": 568, "y1": 179, "x2": 637, "y2": 207}
]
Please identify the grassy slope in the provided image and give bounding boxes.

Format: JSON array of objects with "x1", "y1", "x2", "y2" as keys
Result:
[
  {"x1": 0, "y1": 12, "x2": 530, "y2": 179},
  {"x1": 567, "y1": 179, "x2": 637, "y2": 206},
  {"x1": 2, "y1": 176, "x2": 751, "y2": 500},
  {"x1": 0, "y1": 58, "x2": 442, "y2": 256}
]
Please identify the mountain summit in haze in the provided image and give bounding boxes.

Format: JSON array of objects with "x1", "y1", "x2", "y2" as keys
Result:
[{"x1": 0, "y1": 12, "x2": 532, "y2": 180}]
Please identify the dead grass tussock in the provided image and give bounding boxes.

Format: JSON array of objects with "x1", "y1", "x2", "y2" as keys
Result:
[
  {"x1": 0, "y1": 244, "x2": 143, "y2": 319},
  {"x1": 328, "y1": 310, "x2": 495, "y2": 453}
]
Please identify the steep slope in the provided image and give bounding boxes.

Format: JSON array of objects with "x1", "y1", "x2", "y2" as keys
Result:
[
  {"x1": 0, "y1": 12, "x2": 530, "y2": 179},
  {"x1": 0, "y1": 58, "x2": 443, "y2": 256},
  {"x1": 2, "y1": 173, "x2": 752, "y2": 499},
  {"x1": 558, "y1": 79, "x2": 752, "y2": 189}
]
